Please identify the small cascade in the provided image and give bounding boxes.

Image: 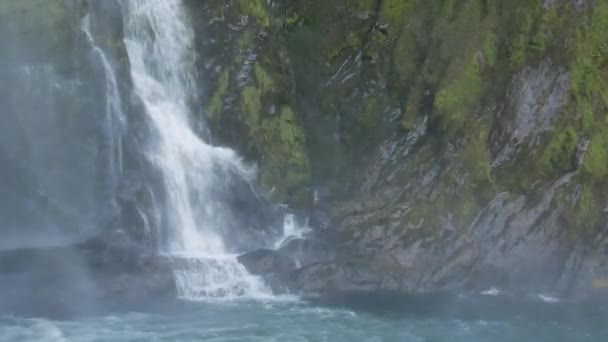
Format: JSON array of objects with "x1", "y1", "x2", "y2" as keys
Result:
[
  {"x1": 119, "y1": 0, "x2": 271, "y2": 299},
  {"x1": 172, "y1": 255, "x2": 271, "y2": 299},
  {"x1": 81, "y1": 15, "x2": 126, "y2": 196},
  {"x1": 274, "y1": 214, "x2": 312, "y2": 249}
]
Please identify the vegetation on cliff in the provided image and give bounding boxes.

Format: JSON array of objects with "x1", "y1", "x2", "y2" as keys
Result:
[{"x1": 197, "y1": 0, "x2": 606, "y2": 242}]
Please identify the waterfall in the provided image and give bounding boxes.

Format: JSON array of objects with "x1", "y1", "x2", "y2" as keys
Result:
[
  {"x1": 81, "y1": 15, "x2": 126, "y2": 199},
  {"x1": 274, "y1": 214, "x2": 312, "y2": 249},
  {"x1": 119, "y1": 0, "x2": 271, "y2": 299}
]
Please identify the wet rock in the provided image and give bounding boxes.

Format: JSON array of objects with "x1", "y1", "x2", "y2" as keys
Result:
[
  {"x1": 492, "y1": 60, "x2": 571, "y2": 166},
  {"x1": 216, "y1": 173, "x2": 285, "y2": 251},
  {"x1": 574, "y1": 138, "x2": 590, "y2": 169},
  {"x1": 0, "y1": 235, "x2": 176, "y2": 317},
  {"x1": 277, "y1": 238, "x2": 339, "y2": 267},
  {"x1": 77, "y1": 234, "x2": 177, "y2": 296},
  {"x1": 237, "y1": 249, "x2": 295, "y2": 276},
  {"x1": 291, "y1": 257, "x2": 402, "y2": 295}
]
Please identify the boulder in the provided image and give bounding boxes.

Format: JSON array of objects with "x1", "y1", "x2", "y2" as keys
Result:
[{"x1": 237, "y1": 249, "x2": 295, "y2": 276}]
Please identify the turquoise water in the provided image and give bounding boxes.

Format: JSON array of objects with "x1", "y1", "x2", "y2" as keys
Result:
[{"x1": 1, "y1": 296, "x2": 606, "y2": 341}]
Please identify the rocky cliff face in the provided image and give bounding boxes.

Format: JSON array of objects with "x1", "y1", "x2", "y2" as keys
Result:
[
  {"x1": 1, "y1": 0, "x2": 606, "y2": 302},
  {"x1": 197, "y1": 0, "x2": 608, "y2": 298}
]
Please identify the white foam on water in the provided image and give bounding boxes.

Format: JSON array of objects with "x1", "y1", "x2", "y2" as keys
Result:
[
  {"x1": 480, "y1": 287, "x2": 502, "y2": 296},
  {"x1": 30, "y1": 320, "x2": 65, "y2": 342},
  {"x1": 536, "y1": 294, "x2": 560, "y2": 303},
  {"x1": 0, "y1": 319, "x2": 66, "y2": 342}
]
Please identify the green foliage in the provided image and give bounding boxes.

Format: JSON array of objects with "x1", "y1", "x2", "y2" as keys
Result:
[
  {"x1": 461, "y1": 127, "x2": 492, "y2": 183},
  {"x1": 539, "y1": 127, "x2": 579, "y2": 173},
  {"x1": 345, "y1": 0, "x2": 376, "y2": 12},
  {"x1": 237, "y1": 0, "x2": 271, "y2": 27},
  {"x1": 207, "y1": 70, "x2": 230, "y2": 120},
  {"x1": 583, "y1": 133, "x2": 608, "y2": 180},
  {"x1": 257, "y1": 106, "x2": 311, "y2": 203},
  {"x1": 482, "y1": 32, "x2": 498, "y2": 68},
  {"x1": 238, "y1": 63, "x2": 310, "y2": 203},
  {"x1": 393, "y1": 30, "x2": 418, "y2": 82},
  {"x1": 254, "y1": 63, "x2": 276, "y2": 93},
  {"x1": 506, "y1": 5, "x2": 536, "y2": 68},
  {"x1": 326, "y1": 31, "x2": 362, "y2": 64},
  {"x1": 434, "y1": 56, "x2": 482, "y2": 135},
  {"x1": 570, "y1": 2, "x2": 608, "y2": 181},
  {"x1": 571, "y1": 5, "x2": 608, "y2": 120},
  {"x1": 356, "y1": 97, "x2": 382, "y2": 129},
  {"x1": 210, "y1": 0, "x2": 608, "y2": 227},
  {"x1": 558, "y1": 183, "x2": 604, "y2": 239},
  {"x1": 381, "y1": 0, "x2": 414, "y2": 30},
  {"x1": 240, "y1": 86, "x2": 262, "y2": 127}
]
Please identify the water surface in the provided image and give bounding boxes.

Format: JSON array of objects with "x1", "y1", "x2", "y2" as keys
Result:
[{"x1": 1, "y1": 295, "x2": 606, "y2": 341}]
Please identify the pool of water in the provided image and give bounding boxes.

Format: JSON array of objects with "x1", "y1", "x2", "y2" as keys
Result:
[{"x1": 1, "y1": 294, "x2": 606, "y2": 341}]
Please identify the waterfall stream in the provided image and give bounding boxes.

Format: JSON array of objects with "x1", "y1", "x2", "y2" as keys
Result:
[
  {"x1": 81, "y1": 15, "x2": 126, "y2": 200},
  {"x1": 119, "y1": 0, "x2": 271, "y2": 299}
]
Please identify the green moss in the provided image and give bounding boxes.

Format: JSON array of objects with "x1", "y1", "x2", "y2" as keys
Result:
[
  {"x1": 570, "y1": 1, "x2": 608, "y2": 181},
  {"x1": 238, "y1": 79, "x2": 310, "y2": 202},
  {"x1": 257, "y1": 106, "x2": 311, "y2": 203},
  {"x1": 207, "y1": 69, "x2": 230, "y2": 120},
  {"x1": 357, "y1": 97, "x2": 380, "y2": 128},
  {"x1": 461, "y1": 127, "x2": 491, "y2": 181},
  {"x1": 403, "y1": 171, "x2": 495, "y2": 234},
  {"x1": 401, "y1": 112, "x2": 419, "y2": 131},
  {"x1": 381, "y1": 0, "x2": 414, "y2": 31},
  {"x1": 326, "y1": 31, "x2": 362, "y2": 64},
  {"x1": 236, "y1": 31, "x2": 253, "y2": 64},
  {"x1": 434, "y1": 55, "x2": 482, "y2": 135},
  {"x1": 284, "y1": 13, "x2": 301, "y2": 27},
  {"x1": 238, "y1": 31, "x2": 252, "y2": 50},
  {"x1": 345, "y1": 0, "x2": 376, "y2": 12},
  {"x1": 254, "y1": 63, "x2": 276, "y2": 93},
  {"x1": 502, "y1": 1, "x2": 543, "y2": 68},
  {"x1": 583, "y1": 133, "x2": 608, "y2": 179},
  {"x1": 539, "y1": 127, "x2": 579, "y2": 173},
  {"x1": 571, "y1": 5, "x2": 608, "y2": 109},
  {"x1": 482, "y1": 32, "x2": 498, "y2": 68},
  {"x1": 278, "y1": 107, "x2": 300, "y2": 145},
  {"x1": 241, "y1": 86, "x2": 262, "y2": 127},
  {"x1": 401, "y1": 78, "x2": 427, "y2": 130},
  {"x1": 561, "y1": 184, "x2": 604, "y2": 238},
  {"x1": 535, "y1": 5, "x2": 561, "y2": 53},
  {"x1": 237, "y1": 0, "x2": 271, "y2": 28},
  {"x1": 393, "y1": 30, "x2": 418, "y2": 84},
  {"x1": 499, "y1": 1, "x2": 567, "y2": 70}
]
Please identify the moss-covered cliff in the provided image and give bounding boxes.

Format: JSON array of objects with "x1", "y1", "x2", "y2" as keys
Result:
[
  {"x1": 197, "y1": 0, "x2": 605, "y2": 234},
  {"x1": 194, "y1": 0, "x2": 608, "y2": 296}
]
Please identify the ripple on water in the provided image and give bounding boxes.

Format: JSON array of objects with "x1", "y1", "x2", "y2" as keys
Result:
[
  {"x1": 0, "y1": 318, "x2": 65, "y2": 342},
  {"x1": 1, "y1": 299, "x2": 607, "y2": 342}
]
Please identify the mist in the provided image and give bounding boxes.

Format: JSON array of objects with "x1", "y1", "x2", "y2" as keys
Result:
[{"x1": 1, "y1": 0, "x2": 607, "y2": 341}]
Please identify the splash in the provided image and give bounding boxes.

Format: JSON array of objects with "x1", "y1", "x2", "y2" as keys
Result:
[{"x1": 274, "y1": 214, "x2": 312, "y2": 249}]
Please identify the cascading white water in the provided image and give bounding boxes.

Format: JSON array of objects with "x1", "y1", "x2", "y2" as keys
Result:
[
  {"x1": 119, "y1": 0, "x2": 270, "y2": 299},
  {"x1": 81, "y1": 16, "x2": 126, "y2": 195},
  {"x1": 274, "y1": 214, "x2": 312, "y2": 249}
]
